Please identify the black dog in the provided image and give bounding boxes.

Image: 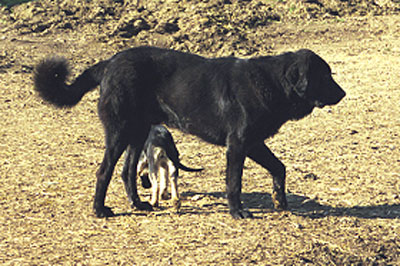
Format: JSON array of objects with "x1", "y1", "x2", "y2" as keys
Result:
[
  {"x1": 34, "y1": 47, "x2": 345, "y2": 219},
  {"x1": 135, "y1": 124, "x2": 202, "y2": 211}
]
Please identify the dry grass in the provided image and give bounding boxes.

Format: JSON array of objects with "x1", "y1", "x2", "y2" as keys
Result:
[{"x1": 0, "y1": 1, "x2": 399, "y2": 264}]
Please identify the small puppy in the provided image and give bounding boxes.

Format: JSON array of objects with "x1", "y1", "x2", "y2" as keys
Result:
[{"x1": 136, "y1": 125, "x2": 202, "y2": 212}]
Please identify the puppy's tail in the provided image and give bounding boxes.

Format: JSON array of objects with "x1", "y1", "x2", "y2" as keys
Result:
[
  {"x1": 34, "y1": 56, "x2": 108, "y2": 108},
  {"x1": 177, "y1": 162, "x2": 203, "y2": 172},
  {"x1": 164, "y1": 141, "x2": 204, "y2": 172}
]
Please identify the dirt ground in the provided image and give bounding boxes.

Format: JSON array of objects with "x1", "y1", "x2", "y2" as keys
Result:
[{"x1": 0, "y1": 0, "x2": 399, "y2": 265}]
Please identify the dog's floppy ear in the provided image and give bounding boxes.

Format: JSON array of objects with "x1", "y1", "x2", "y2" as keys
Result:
[{"x1": 282, "y1": 55, "x2": 309, "y2": 98}]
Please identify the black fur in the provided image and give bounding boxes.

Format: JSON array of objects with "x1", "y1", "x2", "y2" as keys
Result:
[
  {"x1": 34, "y1": 57, "x2": 107, "y2": 107},
  {"x1": 34, "y1": 46, "x2": 345, "y2": 219}
]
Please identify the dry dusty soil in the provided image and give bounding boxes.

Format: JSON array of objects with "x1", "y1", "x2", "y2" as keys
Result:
[{"x1": 0, "y1": 0, "x2": 400, "y2": 265}]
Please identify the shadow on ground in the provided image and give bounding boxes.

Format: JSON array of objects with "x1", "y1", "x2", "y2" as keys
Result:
[{"x1": 181, "y1": 191, "x2": 400, "y2": 219}]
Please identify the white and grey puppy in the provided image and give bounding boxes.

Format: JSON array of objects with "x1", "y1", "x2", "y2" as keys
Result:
[{"x1": 137, "y1": 125, "x2": 203, "y2": 212}]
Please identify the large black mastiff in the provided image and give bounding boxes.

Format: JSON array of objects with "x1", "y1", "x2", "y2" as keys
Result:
[{"x1": 34, "y1": 46, "x2": 345, "y2": 219}]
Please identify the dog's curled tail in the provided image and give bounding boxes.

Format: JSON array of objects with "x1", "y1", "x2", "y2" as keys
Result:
[{"x1": 34, "y1": 56, "x2": 107, "y2": 108}]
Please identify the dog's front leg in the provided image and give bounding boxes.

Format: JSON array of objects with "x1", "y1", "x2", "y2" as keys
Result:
[
  {"x1": 226, "y1": 136, "x2": 253, "y2": 219},
  {"x1": 247, "y1": 142, "x2": 288, "y2": 210}
]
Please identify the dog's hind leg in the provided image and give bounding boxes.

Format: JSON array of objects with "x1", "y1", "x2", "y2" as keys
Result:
[
  {"x1": 247, "y1": 142, "x2": 288, "y2": 210},
  {"x1": 168, "y1": 162, "x2": 180, "y2": 213},
  {"x1": 94, "y1": 130, "x2": 129, "y2": 218},
  {"x1": 159, "y1": 164, "x2": 169, "y2": 200},
  {"x1": 148, "y1": 153, "x2": 160, "y2": 207}
]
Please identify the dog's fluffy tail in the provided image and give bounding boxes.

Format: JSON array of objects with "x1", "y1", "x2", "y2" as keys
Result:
[{"x1": 34, "y1": 56, "x2": 108, "y2": 108}]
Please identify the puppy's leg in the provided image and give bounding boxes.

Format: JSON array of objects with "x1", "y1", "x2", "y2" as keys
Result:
[
  {"x1": 226, "y1": 135, "x2": 253, "y2": 219},
  {"x1": 136, "y1": 155, "x2": 147, "y2": 177},
  {"x1": 148, "y1": 152, "x2": 160, "y2": 207},
  {"x1": 149, "y1": 172, "x2": 159, "y2": 207},
  {"x1": 247, "y1": 142, "x2": 287, "y2": 210},
  {"x1": 121, "y1": 145, "x2": 153, "y2": 211},
  {"x1": 136, "y1": 154, "x2": 151, "y2": 189},
  {"x1": 159, "y1": 163, "x2": 169, "y2": 200},
  {"x1": 168, "y1": 162, "x2": 180, "y2": 212}
]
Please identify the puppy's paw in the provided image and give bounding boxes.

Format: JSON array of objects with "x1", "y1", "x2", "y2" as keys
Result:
[
  {"x1": 94, "y1": 206, "x2": 115, "y2": 218},
  {"x1": 172, "y1": 198, "x2": 181, "y2": 213},
  {"x1": 230, "y1": 209, "x2": 253, "y2": 219}
]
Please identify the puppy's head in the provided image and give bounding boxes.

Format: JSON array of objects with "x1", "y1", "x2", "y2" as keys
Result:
[{"x1": 283, "y1": 49, "x2": 346, "y2": 109}]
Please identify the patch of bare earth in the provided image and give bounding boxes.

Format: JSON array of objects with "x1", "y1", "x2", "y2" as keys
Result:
[{"x1": 0, "y1": 0, "x2": 399, "y2": 264}]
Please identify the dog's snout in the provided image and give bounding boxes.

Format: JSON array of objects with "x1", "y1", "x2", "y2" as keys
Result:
[
  {"x1": 341, "y1": 88, "x2": 346, "y2": 99},
  {"x1": 338, "y1": 85, "x2": 346, "y2": 98},
  {"x1": 333, "y1": 85, "x2": 346, "y2": 104}
]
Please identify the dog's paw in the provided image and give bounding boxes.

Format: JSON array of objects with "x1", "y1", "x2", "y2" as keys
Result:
[
  {"x1": 133, "y1": 201, "x2": 154, "y2": 211},
  {"x1": 94, "y1": 206, "x2": 115, "y2": 218},
  {"x1": 272, "y1": 191, "x2": 288, "y2": 210},
  {"x1": 230, "y1": 209, "x2": 253, "y2": 219}
]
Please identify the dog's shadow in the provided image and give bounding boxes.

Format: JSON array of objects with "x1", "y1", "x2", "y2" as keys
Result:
[{"x1": 180, "y1": 191, "x2": 400, "y2": 219}]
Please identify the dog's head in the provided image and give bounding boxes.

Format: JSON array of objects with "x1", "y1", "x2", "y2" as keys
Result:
[{"x1": 282, "y1": 49, "x2": 346, "y2": 112}]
